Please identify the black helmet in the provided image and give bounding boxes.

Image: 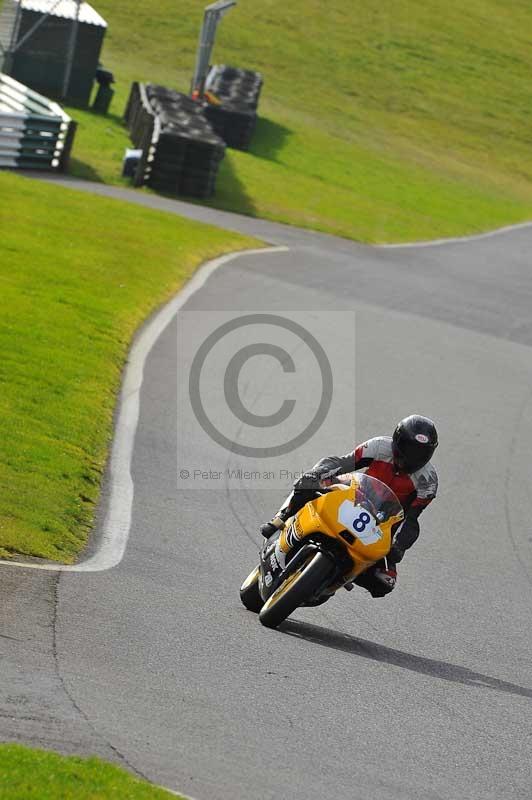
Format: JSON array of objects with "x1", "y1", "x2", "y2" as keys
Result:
[{"x1": 392, "y1": 415, "x2": 438, "y2": 473}]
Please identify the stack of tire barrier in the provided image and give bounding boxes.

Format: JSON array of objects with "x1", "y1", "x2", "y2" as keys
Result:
[
  {"x1": 202, "y1": 64, "x2": 263, "y2": 151},
  {"x1": 0, "y1": 72, "x2": 76, "y2": 171},
  {"x1": 123, "y1": 81, "x2": 156, "y2": 185},
  {"x1": 124, "y1": 82, "x2": 225, "y2": 198}
]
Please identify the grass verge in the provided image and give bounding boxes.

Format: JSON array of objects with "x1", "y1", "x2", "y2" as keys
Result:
[
  {"x1": 61, "y1": 0, "x2": 532, "y2": 242},
  {"x1": 0, "y1": 744, "x2": 180, "y2": 799},
  {"x1": 0, "y1": 171, "x2": 260, "y2": 561}
]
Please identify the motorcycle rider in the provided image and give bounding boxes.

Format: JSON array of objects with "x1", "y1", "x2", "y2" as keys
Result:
[{"x1": 260, "y1": 415, "x2": 438, "y2": 598}]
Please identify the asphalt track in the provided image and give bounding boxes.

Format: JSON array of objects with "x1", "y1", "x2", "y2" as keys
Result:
[{"x1": 2, "y1": 176, "x2": 532, "y2": 800}]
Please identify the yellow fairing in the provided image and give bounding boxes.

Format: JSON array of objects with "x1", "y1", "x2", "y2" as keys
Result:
[{"x1": 290, "y1": 480, "x2": 401, "y2": 580}]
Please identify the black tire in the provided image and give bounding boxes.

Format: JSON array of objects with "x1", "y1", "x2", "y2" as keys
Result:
[
  {"x1": 239, "y1": 566, "x2": 263, "y2": 613},
  {"x1": 258, "y1": 552, "x2": 334, "y2": 629}
]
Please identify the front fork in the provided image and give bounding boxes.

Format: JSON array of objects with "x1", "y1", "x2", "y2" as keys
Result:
[
  {"x1": 259, "y1": 539, "x2": 322, "y2": 602},
  {"x1": 259, "y1": 529, "x2": 351, "y2": 603},
  {"x1": 259, "y1": 533, "x2": 288, "y2": 600}
]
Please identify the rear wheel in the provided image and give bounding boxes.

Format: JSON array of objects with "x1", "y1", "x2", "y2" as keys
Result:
[
  {"x1": 258, "y1": 552, "x2": 334, "y2": 629},
  {"x1": 239, "y1": 566, "x2": 263, "y2": 612}
]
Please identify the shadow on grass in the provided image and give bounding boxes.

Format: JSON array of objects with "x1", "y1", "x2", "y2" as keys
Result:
[
  {"x1": 66, "y1": 94, "x2": 125, "y2": 126},
  {"x1": 140, "y1": 151, "x2": 257, "y2": 218},
  {"x1": 68, "y1": 157, "x2": 105, "y2": 182},
  {"x1": 148, "y1": 118, "x2": 289, "y2": 216},
  {"x1": 85, "y1": 108, "x2": 127, "y2": 128},
  {"x1": 200, "y1": 150, "x2": 257, "y2": 217},
  {"x1": 282, "y1": 619, "x2": 532, "y2": 700},
  {"x1": 249, "y1": 116, "x2": 293, "y2": 162}
]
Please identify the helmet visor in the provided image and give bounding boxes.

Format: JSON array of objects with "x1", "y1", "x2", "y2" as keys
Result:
[{"x1": 393, "y1": 439, "x2": 435, "y2": 472}]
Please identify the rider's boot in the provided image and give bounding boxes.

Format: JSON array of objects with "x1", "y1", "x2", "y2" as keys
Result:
[
  {"x1": 260, "y1": 489, "x2": 308, "y2": 538},
  {"x1": 261, "y1": 526, "x2": 292, "y2": 589},
  {"x1": 260, "y1": 515, "x2": 286, "y2": 539}
]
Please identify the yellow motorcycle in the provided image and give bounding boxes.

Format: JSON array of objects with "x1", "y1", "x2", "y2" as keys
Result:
[{"x1": 240, "y1": 472, "x2": 404, "y2": 629}]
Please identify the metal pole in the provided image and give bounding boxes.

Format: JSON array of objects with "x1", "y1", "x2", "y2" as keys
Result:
[
  {"x1": 191, "y1": 1, "x2": 236, "y2": 97},
  {"x1": 62, "y1": 0, "x2": 82, "y2": 100},
  {"x1": 9, "y1": 0, "x2": 23, "y2": 51},
  {"x1": 197, "y1": 12, "x2": 216, "y2": 96},
  {"x1": 3, "y1": 0, "x2": 23, "y2": 74}
]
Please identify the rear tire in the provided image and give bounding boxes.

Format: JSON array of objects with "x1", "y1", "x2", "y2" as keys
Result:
[
  {"x1": 239, "y1": 566, "x2": 263, "y2": 612},
  {"x1": 259, "y1": 552, "x2": 334, "y2": 629}
]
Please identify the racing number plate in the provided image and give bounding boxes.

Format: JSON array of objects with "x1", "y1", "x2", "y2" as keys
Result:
[{"x1": 338, "y1": 501, "x2": 382, "y2": 545}]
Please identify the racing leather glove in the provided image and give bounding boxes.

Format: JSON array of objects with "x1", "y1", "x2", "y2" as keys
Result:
[
  {"x1": 293, "y1": 471, "x2": 322, "y2": 493},
  {"x1": 293, "y1": 455, "x2": 353, "y2": 493}
]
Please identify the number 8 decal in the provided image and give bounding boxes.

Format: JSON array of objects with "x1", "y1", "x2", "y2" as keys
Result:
[
  {"x1": 353, "y1": 511, "x2": 371, "y2": 532},
  {"x1": 338, "y1": 501, "x2": 381, "y2": 545}
]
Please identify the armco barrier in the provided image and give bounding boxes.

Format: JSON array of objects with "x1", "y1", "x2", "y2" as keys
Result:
[
  {"x1": 124, "y1": 82, "x2": 225, "y2": 198},
  {"x1": 0, "y1": 73, "x2": 76, "y2": 171}
]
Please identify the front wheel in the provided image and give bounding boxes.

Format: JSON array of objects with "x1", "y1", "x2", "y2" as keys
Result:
[
  {"x1": 259, "y1": 551, "x2": 334, "y2": 629},
  {"x1": 239, "y1": 566, "x2": 263, "y2": 612}
]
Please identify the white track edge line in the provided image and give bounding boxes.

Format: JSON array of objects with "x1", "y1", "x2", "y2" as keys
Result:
[
  {"x1": 375, "y1": 219, "x2": 532, "y2": 248},
  {"x1": 157, "y1": 785, "x2": 197, "y2": 799},
  {"x1": 0, "y1": 246, "x2": 289, "y2": 573}
]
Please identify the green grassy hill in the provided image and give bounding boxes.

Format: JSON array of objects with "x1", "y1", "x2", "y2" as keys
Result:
[{"x1": 68, "y1": 0, "x2": 532, "y2": 241}]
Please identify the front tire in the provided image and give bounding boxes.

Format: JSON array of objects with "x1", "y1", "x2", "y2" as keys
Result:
[
  {"x1": 259, "y1": 552, "x2": 334, "y2": 629},
  {"x1": 239, "y1": 566, "x2": 263, "y2": 612}
]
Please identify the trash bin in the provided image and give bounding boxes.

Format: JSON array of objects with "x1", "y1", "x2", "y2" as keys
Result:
[
  {"x1": 122, "y1": 148, "x2": 143, "y2": 178},
  {"x1": 92, "y1": 67, "x2": 115, "y2": 114}
]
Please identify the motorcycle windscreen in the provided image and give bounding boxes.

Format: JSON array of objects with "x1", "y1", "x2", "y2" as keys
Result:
[{"x1": 338, "y1": 473, "x2": 404, "y2": 542}]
